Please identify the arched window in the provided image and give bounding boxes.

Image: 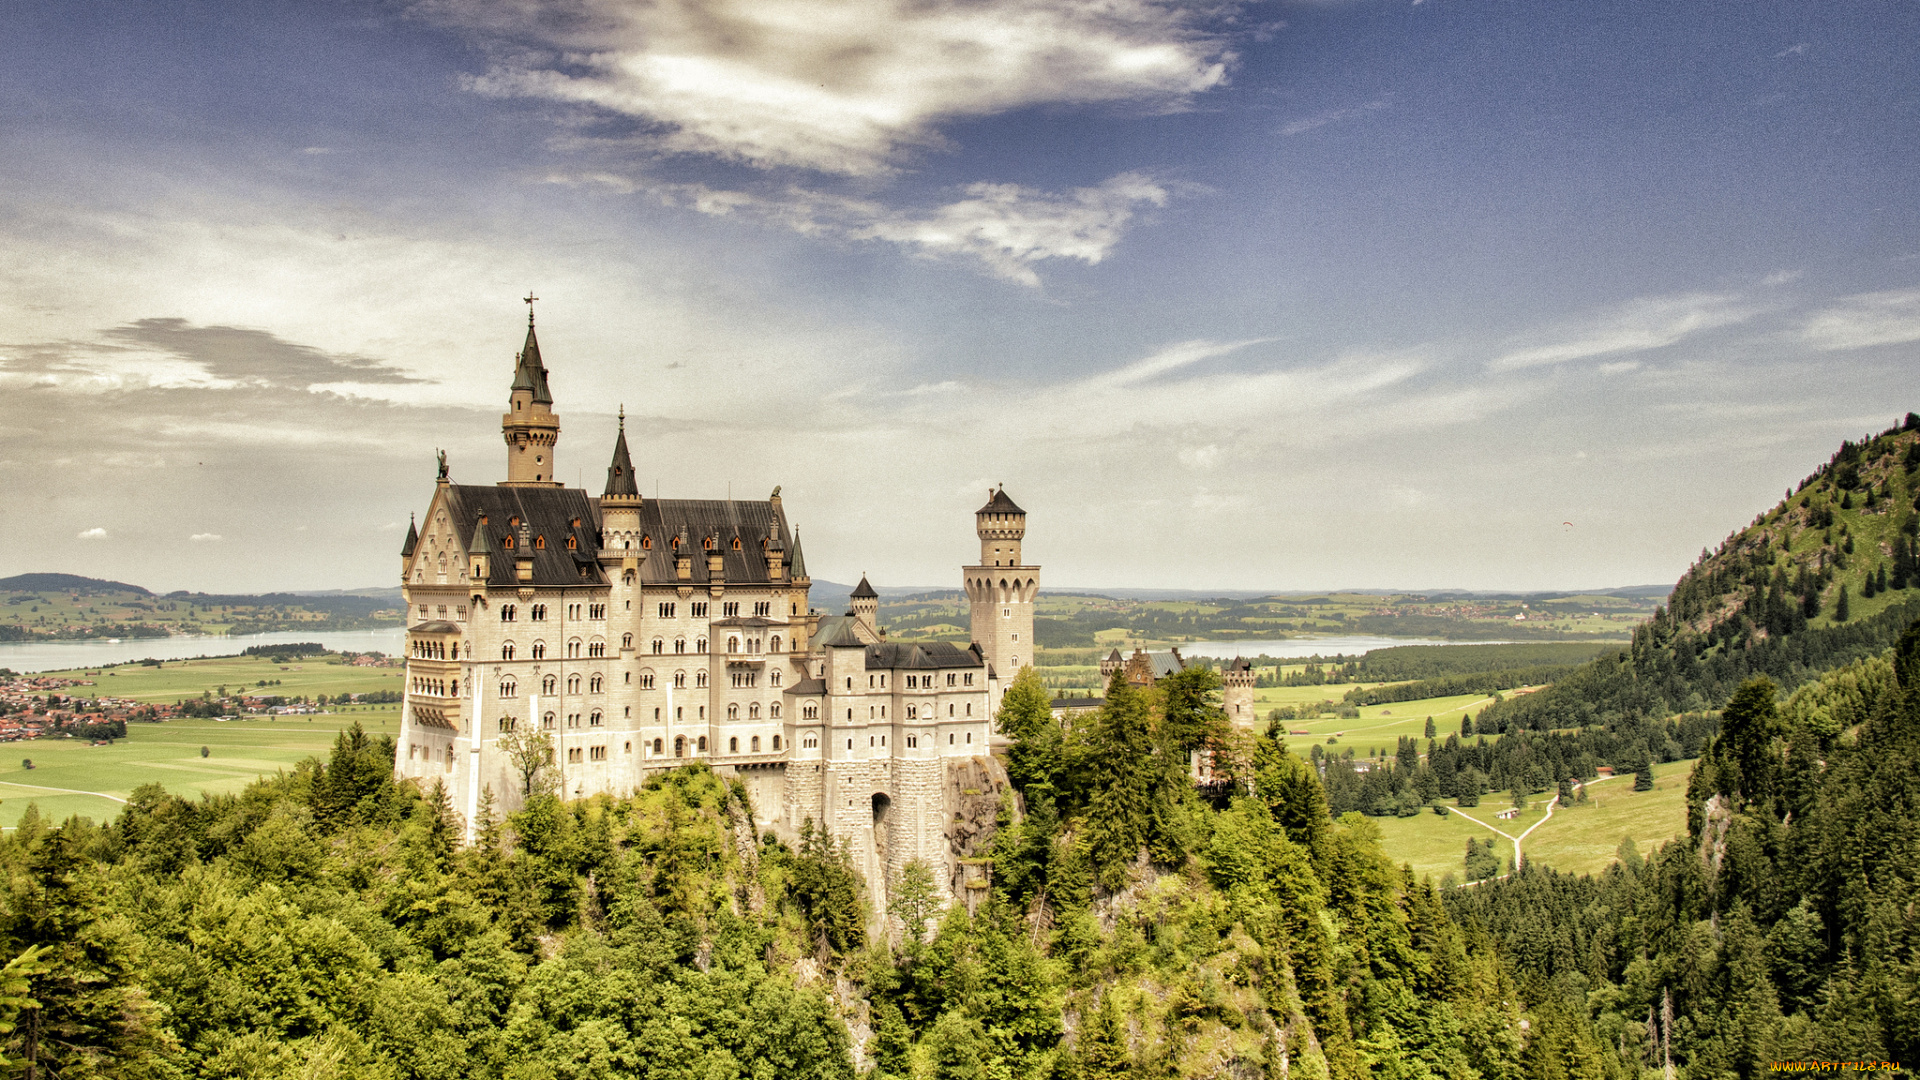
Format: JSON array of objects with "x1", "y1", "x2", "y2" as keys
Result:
[
  {"x1": 542, "y1": 675, "x2": 557, "y2": 694},
  {"x1": 674, "y1": 671, "x2": 687, "y2": 688},
  {"x1": 749, "y1": 703, "x2": 760, "y2": 719},
  {"x1": 697, "y1": 736, "x2": 708, "y2": 752},
  {"x1": 696, "y1": 637, "x2": 707, "y2": 652},
  {"x1": 907, "y1": 705, "x2": 917, "y2": 719},
  {"x1": 567, "y1": 639, "x2": 581, "y2": 658},
  {"x1": 531, "y1": 641, "x2": 546, "y2": 659},
  {"x1": 727, "y1": 636, "x2": 739, "y2": 653},
  {"x1": 543, "y1": 712, "x2": 555, "y2": 729},
  {"x1": 499, "y1": 716, "x2": 514, "y2": 732},
  {"x1": 729, "y1": 737, "x2": 739, "y2": 753},
  {"x1": 652, "y1": 638, "x2": 664, "y2": 654},
  {"x1": 566, "y1": 674, "x2": 580, "y2": 693},
  {"x1": 772, "y1": 735, "x2": 782, "y2": 750},
  {"x1": 499, "y1": 678, "x2": 517, "y2": 698},
  {"x1": 751, "y1": 735, "x2": 760, "y2": 752},
  {"x1": 674, "y1": 736, "x2": 685, "y2": 758},
  {"x1": 675, "y1": 638, "x2": 685, "y2": 653},
  {"x1": 695, "y1": 671, "x2": 708, "y2": 688},
  {"x1": 501, "y1": 604, "x2": 516, "y2": 622},
  {"x1": 727, "y1": 704, "x2": 739, "y2": 720},
  {"x1": 770, "y1": 635, "x2": 781, "y2": 653},
  {"x1": 652, "y1": 738, "x2": 663, "y2": 754},
  {"x1": 590, "y1": 674, "x2": 603, "y2": 693},
  {"x1": 623, "y1": 569, "x2": 636, "y2": 585},
  {"x1": 770, "y1": 702, "x2": 781, "y2": 719},
  {"x1": 640, "y1": 673, "x2": 655, "y2": 689},
  {"x1": 622, "y1": 633, "x2": 633, "y2": 649},
  {"x1": 590, "y1": 710, "x2": 602, "y2": 727}
]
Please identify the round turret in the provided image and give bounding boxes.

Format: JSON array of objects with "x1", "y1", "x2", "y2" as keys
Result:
[{"x1": 975, "y1": 485, "x2": 1026, "y2": 567}]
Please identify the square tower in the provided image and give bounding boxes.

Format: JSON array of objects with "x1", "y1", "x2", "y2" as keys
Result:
[{"x1": 963, "y1": 485, "x2": 1038, "y2": 709}]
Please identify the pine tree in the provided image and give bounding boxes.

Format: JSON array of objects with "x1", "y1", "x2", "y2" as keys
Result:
[
  {"x1": 1634, "y1": 763, "x2": 1654, "y2": 790},
  {"x1": 1082, "y1": 670, "x2": 1156, "y2": 890},
  {"x1": 1460, "y1": 714, "x2": 1473, "y2": 739},
  {"x1": 1835, "y1": 583, "x2": 1850, "y2": 622},
  {"x1": 1425, "y1": 716, "x2": 1436, "y2": 739}
]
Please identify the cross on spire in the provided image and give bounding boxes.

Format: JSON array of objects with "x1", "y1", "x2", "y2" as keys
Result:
[{"x1": 524, "y1": 292, "x2": 538, "y2": 325}]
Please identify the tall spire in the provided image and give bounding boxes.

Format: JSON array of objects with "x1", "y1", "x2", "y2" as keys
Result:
[
  {"x1": 788, "y1": 528, "x2": 808, "y2": 580},
  {"x1": 501, "y1": 298, "x2": 561, "y2": 485},
  {"x1": 604, "y1": 405, "x2": 639, "y2": 497},
  {"x1": 401, "y1": 513, "x2": 418, "y2": 557}
]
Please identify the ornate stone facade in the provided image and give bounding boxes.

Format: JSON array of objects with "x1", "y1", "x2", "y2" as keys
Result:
[{"x1": 393, "y1": 311, "x2": 1033, "y2": 904}]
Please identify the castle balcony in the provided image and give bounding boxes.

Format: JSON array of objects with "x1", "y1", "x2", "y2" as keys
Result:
[{"x1": 407, "y1": 697, "x2": 461, "y2": 732}]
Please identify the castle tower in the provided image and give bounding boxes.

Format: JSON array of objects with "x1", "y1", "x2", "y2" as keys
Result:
[
  {"x1": 599, "y1": 407, "x2": 642, "y2": 547},
  {"x1": 1222, "y1": 657, "x2": 1256, "y2": 727},
  {"x1": 849, "y1": 575, "x2": 880, "y2": 640},
  {"x1": 501, "y1": 300, "x2": 561, "y2": 486},
  {"x1": 964, "y1": 485, "x2": 1038, "y2": 708}
]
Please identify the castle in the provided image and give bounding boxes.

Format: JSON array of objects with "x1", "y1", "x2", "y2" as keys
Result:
[{"x1": 393, "y1": 308, "x2": 1038, "y2": 902}]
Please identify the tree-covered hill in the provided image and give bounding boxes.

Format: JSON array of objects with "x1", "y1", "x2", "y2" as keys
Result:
[{"x1": 1478, "y1": 414, "x2": 1920, "y2": 733}]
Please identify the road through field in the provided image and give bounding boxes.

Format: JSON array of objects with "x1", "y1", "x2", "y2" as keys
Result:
[{"x1": 1448, "y1": 771, "x2": 1631, "y2": 877}]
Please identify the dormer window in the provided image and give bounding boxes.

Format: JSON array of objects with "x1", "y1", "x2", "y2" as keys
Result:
[
  {"x1": 503, "y1": 535, "x2": 515, "y2": 550},
  {"x1": 731, "y1": 536, "x2": 742, "y2": 551},
  {"x1": 509, "y1": 516, "x2": 520, "y2": 527},
  {"x1": 566, "y1": 535, "x2": 578, "y2": 550},
  {"x1": 703, "y1": 536, "x2": 715, "y2": 551},
  {"x1": 570, "y1": 517, "x2": 582, "y2": 528},
  {"x1": 535, "y1": 535, "x2": 546, "y2": 550},
  {"x1": 642, "y1": 535, "x2": 653, "y2": 550}
]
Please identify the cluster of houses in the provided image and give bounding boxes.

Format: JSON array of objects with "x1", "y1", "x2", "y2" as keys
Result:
[{"x1": 0, "y1": 674, "x2": 144, "y2": 742}]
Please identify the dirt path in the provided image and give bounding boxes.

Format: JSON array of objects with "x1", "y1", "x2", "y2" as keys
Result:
[{"x1": 1450, "y1": 771, "x2": 1632, "y2": 875}]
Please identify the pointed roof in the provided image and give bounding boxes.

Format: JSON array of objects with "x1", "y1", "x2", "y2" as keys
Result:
[
  {"x1": 511, "y1": 313, "x2": 554, "y2": 405},
  {"x1": 977, "y1": 485, "x2": 1024, "y2": 515},
  {"x1": 789, "y1": 529, "x2": 808, "y2": 579},
  {"x1": 604, "y1": 407, "x2": 638, "y2": 497},
  {"x1": 820, "y1": 619, "x2": 867, "y2": 648},
  {"x1": 467, "y1": 514, "x2": 492, "y2": 555},
  {"x1": 851, "y1": 575, "x2": 878, "y2": 599},
  {"x1": 401, "y1": 514, "x2": 418, "y2": 557}
]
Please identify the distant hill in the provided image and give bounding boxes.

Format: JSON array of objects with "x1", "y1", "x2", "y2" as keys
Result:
[
  {"x1": 0, "y1": 572, "x2": 151, "y2": 596},
  {"x1": 1480, "y1": 413, "x2": 1920, "y2": 731}
]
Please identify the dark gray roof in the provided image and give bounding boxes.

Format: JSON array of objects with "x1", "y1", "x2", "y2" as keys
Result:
[
  {"x1": 622, "y1": 499, "x2": 795, "y2": 585},
  {"x1": 445, "y1": 485, "x2": 606, "y2": 589},
  {"x1": 977, "y1": 486, "x2": 1024, "y2": 515},
  {"x1": 409, "y1": 620, "x2": 461, "y2": 634},
  {"x1": 711, "y1": 616, "x2": 778, "y2": 628},
  {"x1": 784, "y1": 677, "x2": 826, "y2": 696},
  {"x1": 1226, "y1": 657, "x2": 1252, "y2": 672},
  {"x1": 1149, "y1": 649, "x2": 1186, "y2": 679},
  {"x1": 604, "y1": 416, "x2": 638, "y2": 497},
  {"x1": 402, "y1": 515, "x2": 418, "y2": 557},
  {"x1": 850, "y1": 575, "x2": 878, "y2": 599},
  {"x1": 1105, "y1": 647, "x2": 1122, "y2": 661},
  {"x1": 865, "y1": 641, "x2": 984, "y2": 670},
  {"x1": 511, "y1": 320, "x2": 554, "y2": 405}
]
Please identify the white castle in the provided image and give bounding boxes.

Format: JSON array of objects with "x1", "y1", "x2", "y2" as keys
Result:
[{"x1": 393, "y1": 308, "x2": 1038, "y2": 900}]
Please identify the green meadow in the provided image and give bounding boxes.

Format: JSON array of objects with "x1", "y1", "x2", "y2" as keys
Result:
[
  {"x1": 1371, "y1": 759, "x2": 1694, "y2": 882},
  {"x1": 44, "y1": 653, "x2": 406, "y2": 711},
  {"x1": 0, "y1": 714, "x2": 385, "y2": 828}
]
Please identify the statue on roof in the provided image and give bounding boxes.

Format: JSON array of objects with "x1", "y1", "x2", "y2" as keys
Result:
[{"x1": 436, "y1": 449, "x2": 448, "y2": 480}]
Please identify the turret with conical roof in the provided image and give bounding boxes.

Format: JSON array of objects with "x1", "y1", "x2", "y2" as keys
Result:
[
  {"x1": 599, "y1": 406, "x2": 644, "y2": 560},
  {"x1": 963, "y1": 485, "x2": 1039, "y2": 709},
  {"x1": 603, "y1": 406, "x2": 639, "y2": 499},
  {"x1": 849, "y1": 574, "x2": 879, "y2": 638},
  {"x1": 501, "y1": 297, "x2": 562, "y2": 486},
  {"x1": 401, "y1": 514, "x2": 419, "y2": 558}
]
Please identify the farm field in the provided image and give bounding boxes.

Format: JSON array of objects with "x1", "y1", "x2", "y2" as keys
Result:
[
  {"x1": 0, "y1": 714, "x2": 382, "y2": 828},
  {"x1": 42, "y1": 654, "x2": 405, "y2": 714},
  {"x1": 1263, "y1": 690, "x2": 1506, "y2": 759},
  {"x1": 1371, "y1": 759, "x2": 1694, "y2": 883}
]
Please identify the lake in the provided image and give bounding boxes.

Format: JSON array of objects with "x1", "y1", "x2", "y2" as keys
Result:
[{"x1": 0, "y1": 628, "x2": 408, "y2": 674}]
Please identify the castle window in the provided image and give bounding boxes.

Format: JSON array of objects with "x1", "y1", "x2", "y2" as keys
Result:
[
  {"x1": 642, "y1": 535, "x2": 652, "y2": 550},
  {"x1": 589, "y1": 641, "x2": 604, "y2": 657},
  {"x1": 640, "y1": 673, "x2": 654, "y2": 689},
  {"x1": 691, "y1": 602, "x2": 708, "y2": 617},
  {"x1": 703, "y1": 536, "x2": 714, "y2": 551},
  {"x1": 695, "y1": 671, "x2": 707, "y2": 688},
  {"x1": 543, "y1": 675, "x2": 557, "y2": 695},
  {"x1": 502, "y1": 643, "x2": 516, "y2": 660},
  {"x1": 754, "y1": 601, "x2": 770, "y2": 616},
  {"x1": 499, "y1": 717, "x2": 514, "y2": 732},
  {"x1": 674, "y1": 672, "x2": 687, "y2": 688},
  {"x1": 749, "y1": 703, "x2": 761, "y2": 719},
  {"x1": 907, "y1": 736, "x2": 916, "y2": 748},
  {"x1": 751, "y1": 736, "x2": 760, "y2": 752},
  {"x1": 622, "y1": 633, "x2": 633, "y2": 649},
  {"x1": 531, "y1": 604, "x2": 545, "y2": 621},
  {"x1": 531, "y1": 641, "x2": 546, "y2": 659},
  {"x1": 659, "y1": 602, "x2": 676, "y2": 618},
  {"x1": 567, "y1": 747, "x2": 582, "y2": 763},
  {"x1": 728, "y1": 704, "x2": 739, "y2": 720},
  {"x1": 697, "y1": 736, "x2": 707, "y2": 751},
  {"x1": 535, "y1": 535, "x2": 546, "y2": 550},
  {"x1": 503, "y1": 535, "x2": 514, "y2": 550},
  {"x1": 624, "y1": 569, "x2": 636, "y2": 585},
  {"x1": 770, "y1": 703, "x2": 781, "y2": 718},
  {"x1": 907, "y1": 705, "x2": 916, "y2": 719},
  {"x1": 949, "y1": 704, "x2": 955, "y2": 716},
  {"x1": 653, "y1": 738, "x2": 663, "y2": 754},
  {"x1": 723, "y1": 602, "x2": 739, "y2": 617},
  {"x1": 772, "y1": 735, "x2": 782, "y2": 750},
  {"x1": 590, "y1": 604, "x2": 605, "y2": 619},
  {"x1": 771, "y1": 636, "x2": 781, "y2": 653},
  {"x1": 499, "y1": 678, "x2": 517, "y2": 698},
  {"x1": 590, "y1": 745, "x2": 606, "y2": 761},
  {"x1": 696, "y1": 637, "x2": 707, "y2": 652},
  {"x1": 566, "y1": 639, "x2": 580, "y2": 658},
  {"x1": 675, "y1": 736, "x2": 685, "y2": 757},
  {"x1": 502, "y1": 605, "x2": 516, "y2": 622},
  {"x1": 731, "y1": 537, "x2": 741, "y2": 551},
  {"x1": 566, "y1": 535, "x2": 577, "y2": 550},
  {"x1": 590, "y1": 674, "x2": 603, "y2": 693},
  {"x1": 728, "y1": 636, "x2": 739, "y2": 653},
  {"x1": 652, "y1": 639, "x2": 664, "y2": 654},
  {"x1": 729, "y1": 737, "x2": 738, "y2": 752},
  {"x1": 964, "y1": 673, "x2": 973, "y2": 686},
  {"x1": 566, "y1": 674, "x2": 579, "y2": 693},
  {"x1": 590, "y1": 711, "x2": 602, "y2": 727},
  {"x1": 770, "y1": 670, "x2": 781, "y2": 687},
  {"x1": 675, "y1": 638, "x2": 686, "y2": 653}
]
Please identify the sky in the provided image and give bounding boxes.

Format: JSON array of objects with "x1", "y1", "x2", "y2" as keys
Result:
[{"x1": 2, "y1": 0, "x2": 1917, "y2": 595}]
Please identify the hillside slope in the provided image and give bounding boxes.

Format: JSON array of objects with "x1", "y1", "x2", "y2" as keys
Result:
[{"x1": 1481, "y1": 413, "x2": 1920, "y2": 731}]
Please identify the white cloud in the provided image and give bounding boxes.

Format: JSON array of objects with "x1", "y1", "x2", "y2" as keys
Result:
[
  {"x1": 581, "y1": 170, "x2": 1176, "y2": 285},
  {"x1": 1486, "y1": 292, "x2": 1758, "y2": 371},
  {"x1": 77, "y1": 528, "x2": 108, "y2": 540},
  {"x1": 1278, "y1": 96, "x2": 1390, "y2": 137},
  {"x1": 190, "y1": 533, "x2": 223, "y2": 542},
  {"x1": 1802, "y1": 289, "x2": 1920, "y2": 351},
  {"x1": 436, "y1": 0, "x2": 1233, "y2": 177}
]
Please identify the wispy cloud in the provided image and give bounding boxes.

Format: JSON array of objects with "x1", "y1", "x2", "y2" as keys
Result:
[
  {"x1": 1278, "y1": 95, "x2": 1390, "y2": 136},
  {"x1": 564, "y1": 170, "x2": 1178, "y2": 285},
  {"x1": 1774, "y1": 42, "x2": 1808, "y2": 58},
  {"x1": 1486, "y1": 292, "x2": 1758, "y2": 371},
  {"x1": 433, "y1": 0, "x2": 1234, "y2": 177},
  {"x1": 1802, "y1": 289, "x2": 1920, "y2": 351},
  {"x1": 77, "y1": 528, "x2": 108, "y2": 540}
]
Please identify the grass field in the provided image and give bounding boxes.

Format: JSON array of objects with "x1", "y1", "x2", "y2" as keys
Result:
[
  {"x1": 1260, "y1": 689, "x2": 1507, "y2": 759},
  {"x1": 43, "y1": 654, "x2": 406, "y2": 718},
  {"x1": 0, "y1": 714, "x2": 384, "y2": 828},
  {"x1": 1372, "y1": 759, "x2": 1695, "y2": 883}
]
